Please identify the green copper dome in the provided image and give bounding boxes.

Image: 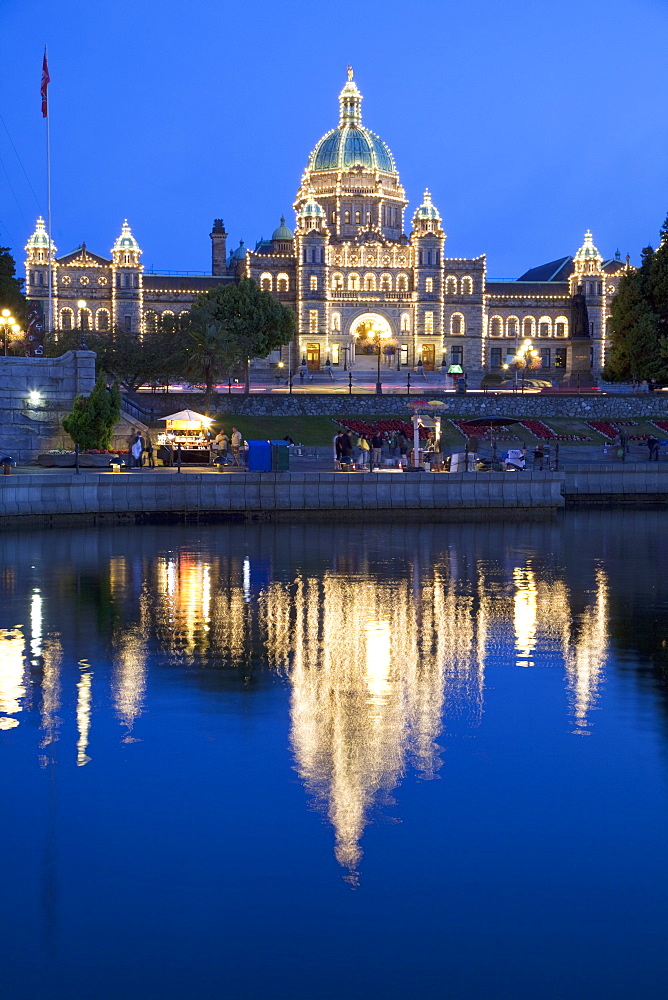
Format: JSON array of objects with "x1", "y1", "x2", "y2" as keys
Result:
[
  {"x1": 271, "y1": 216, "x2": 294, "y2": 240},
  {"x1": 307, "y1": 73, "x2": 397, "y2": 176}
]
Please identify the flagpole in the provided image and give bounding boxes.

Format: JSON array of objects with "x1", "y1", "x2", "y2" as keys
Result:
[{"x1": 45, "y1": 44, "x2": 53, "y2": 336}]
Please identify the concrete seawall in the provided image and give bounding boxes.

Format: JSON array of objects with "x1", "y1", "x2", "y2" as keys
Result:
[
  {"x1": 2, "y1": 467, "x2": 667, "y2": 529},
  {"x1": 0, "y1": 471, "x2": 564, "y2": 527}
]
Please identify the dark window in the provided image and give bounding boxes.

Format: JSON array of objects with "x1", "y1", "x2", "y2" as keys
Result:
[
  {"x1": 116, "y1": 274, "x2": 121, "y2": 288},
  {"x1": 134, "y1": 274, "x2": 139, "y2": 288},
  {"x1": 451, "y1": 346, "x2": 463, "y2": 366},
  {"x1": 435, "y1": 251, "x2": 440, "y2": 264},
  {"x1": 29, "y1": 271, "x2": 35, "y2": 285},
  {"x1": 124, "y1": 315, "x2": 131, "y2": 333},
  {"x1": 540, "y1": 348, "x2": 551, "y2": 369},
  {"x1": 418, "y1": 251, "x2": 423, "y2": 265},
  {"x1": 597, "y1": 282, "x2": 603, "y2": 295},
  {"x1": 555, "y1": 348, "x2": 567, "y2": 368},
  {"x1": 490, "y1": 347, "x2": 502, "y2": 368},
  {"x1": 38, "y1": 272, "x2": 44, "y2": 285},
  {"x1": 344, "y1": 211, "x2": 350, "y2": 224},
  {"x1": 355, "y1": 211, "x2": 361, "y2": 224},
  {"x1": 427, "y1": 251, "x2": 432, "y2": 266}
]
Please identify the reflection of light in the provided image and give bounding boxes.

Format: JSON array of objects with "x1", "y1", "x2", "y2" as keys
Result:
[
  {"x1": 113, "y1": 630, "x2": 147, "y2": 736},
  {"x1": 513, "y1": 566, "x2": 537, "y2": 666},
  {"x1": 0, "y1": 626, "x2": 26, "y2": 729},
  {"x1": 30, "y1": 589, "x2": 43, "y2": 660},
  {"x1": 364, "y1": 619, "x2": 391, "y2": 708},
  {"x1": 76, "y1": 660, "x2": 93, "y2": 766},
  {"x1": 565, "y1": 567, "x2": 609, "y2": 733},
  {"x1": 243, "y1": 557, "x2": 251, "y2": 603},
  {"x1": 40, "y1": 637, "x2": 62, "y2": 749}
]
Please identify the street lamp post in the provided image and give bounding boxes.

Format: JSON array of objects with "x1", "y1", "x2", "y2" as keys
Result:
[
  {"x1": 512, "y1": 338, "x2": 539, "y2": 392},
  {"x1": 1, "y1": 309, "x2": 16, "y2": 356},
  {"x1": 77, "y1": 299, "x2": 88, "y2": 349},
  {"x1": 373, "y1": 326, "x2": 390, "y2": 395}
]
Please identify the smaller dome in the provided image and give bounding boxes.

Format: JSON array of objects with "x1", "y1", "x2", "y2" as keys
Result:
[
  {"x1": 413, "y1": 189, "x2": 440, "y2": 220},
  {"x1": 231, "y1": 240, "x2": 247, "y2": 259},
  {"x1": 574, "y1": 230, "x2": 602, "y2": 263},
  {"x1": 112, "y1": 220, "x2": 141, "y2": 254},
  {"x1": 299, "y1": 196, "x2": 325, "y2": 218},
  {"x1": 272, "y1": 216, "x2": 294, "y2": 241},
  {"x1": 26, "y1": 216, "x2": 55, "y2": 251}
]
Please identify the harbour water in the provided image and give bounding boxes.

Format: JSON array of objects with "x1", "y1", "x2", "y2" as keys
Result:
[{"x1": 1, "y1": 512, "x2": 667, "y2": 999}]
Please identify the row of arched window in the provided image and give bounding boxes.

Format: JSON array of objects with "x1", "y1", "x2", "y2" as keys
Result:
[
  {"x1": 445, "y1": 276, "x2": 474, "y2": 295},
  {"x1": 144, "y1": 310, "x2": 190, "y2": 332},
  {"x1": 331, "y1": 272, "x2": 410, "y2": 293},
  {"x1": 325, "y1": 312, "x2": 466, "y2": 335},
  {"x1": 60, "y1": 307, "x2": 109, "y2": 331},
  {"x1": 487, "y1": 316, "x2": 569, "y2": 338},
  {"x1": 260, "y1": 273, "x2": 290, "y2": 292}
]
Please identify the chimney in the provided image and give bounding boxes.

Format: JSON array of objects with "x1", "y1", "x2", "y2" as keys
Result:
[{"x1": 210, "y1": 219, "x2": 228, "y2": 276}]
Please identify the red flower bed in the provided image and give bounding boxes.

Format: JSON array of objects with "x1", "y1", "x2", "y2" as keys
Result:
[
  {"x1": 587, "y1": 421, "x2": 619, "y2": 441},
  {"x1": 650, "y1": 420, "x2": 668, "y2": 434},
  {"x1": 519, "y1": 419, "x2": 590, "y2": 442}
]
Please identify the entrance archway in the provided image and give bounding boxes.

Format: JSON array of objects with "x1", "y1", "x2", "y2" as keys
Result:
[{"x1": 350, "y1": 313, "x2": 394, "y2": 363}]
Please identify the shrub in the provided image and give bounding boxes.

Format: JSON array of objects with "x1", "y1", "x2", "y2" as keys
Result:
[{"x1": 62, "y1": 375, "x2": 121, "y2": 451}]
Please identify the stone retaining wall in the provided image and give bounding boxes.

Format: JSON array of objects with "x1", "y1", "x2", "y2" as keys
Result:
[
  {"x1": 0, "y1": 470, "x2": 564, "y2": 526},
  {"x1": 563, "y1": 465, "x2": 668, "y2": 499},
  {"x1": 0, "y1": 351, "x2": 96, "y2": 462},
  {"x1": 129, "y1": 390, "x2": 668, "y2": 421}
]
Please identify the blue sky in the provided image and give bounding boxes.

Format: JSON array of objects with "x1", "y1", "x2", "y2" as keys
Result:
[{"x1": 2, "y1": 0, "x2": 667, "y2": 278}]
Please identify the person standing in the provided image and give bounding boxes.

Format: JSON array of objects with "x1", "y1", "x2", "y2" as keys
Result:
[
  {"x1": 333, "y1": 432, "x2": 343, "y2": 469},
  {"x1": 231, "y1": 427, "x2": 243, "y2": 466},
  {"x1": 358, "y1": 435, "x2": 370, "y2": 469},
  {"x1": 131, "y1": 433, "x2": 144, "y2": 469},
  {"x1": 647, "y1": 435, "x2": 659, "y2": 462},
  {"x1": 371, "y1": 432, "x2": 383, "y2": 470},
  {"x1": 144, "y1": 434, "x2": 155, "y2": 469},
  {"x1": 340, "y1": 431, "x2": 353, "y2": 467}
]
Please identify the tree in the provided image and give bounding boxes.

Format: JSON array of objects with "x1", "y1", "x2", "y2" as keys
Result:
[
  {"x1": 189, "y1": 278, "x2": 295, "y2": 394},
  {"x1": 604, "y1": 213, "x2": 668, "y2": 382},
  {"x1": 0, "y1": 246, "x2": 26, "y2": 325},
  {"x1": 62, "y1": 374, "x2": 121, "y2": 450}
]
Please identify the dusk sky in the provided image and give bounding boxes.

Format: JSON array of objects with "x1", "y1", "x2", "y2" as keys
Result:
[{"x1": 2, "y1": 0, "x2": 667, "y2": 279}]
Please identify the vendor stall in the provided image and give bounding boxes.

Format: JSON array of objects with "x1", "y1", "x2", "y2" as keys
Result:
[{"x1": 157, "y1": 409, "x2": 214, "y2": 465}]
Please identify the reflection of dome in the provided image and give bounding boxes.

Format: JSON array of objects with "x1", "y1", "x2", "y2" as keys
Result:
[
  {"x1": 272, "y1": 216, "x2": 294, "y2": 241},
  {"x1": 307, "y1": 72, "x2": 396, "y2": 176}
]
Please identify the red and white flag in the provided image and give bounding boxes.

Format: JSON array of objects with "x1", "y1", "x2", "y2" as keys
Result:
[{"x1": 41, "y1": 48, "x2": 50, "y2": 118}]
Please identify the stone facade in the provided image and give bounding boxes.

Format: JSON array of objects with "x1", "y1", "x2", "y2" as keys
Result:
[
  {"x1": 0, "y1": 350, "x2": 96, "y2": 461},
  {"x1": 24, "y1": 72, "x2": 629, "y2": 384}
]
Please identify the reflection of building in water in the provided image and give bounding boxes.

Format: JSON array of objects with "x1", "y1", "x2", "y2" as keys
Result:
[
  {"x1": 564, "y1": 566, "x2": 609, "y2": 733},
  {"x1": 262, "y1": 568, "x2": 485, "y2": 873},
  {"x1": 0, "y1": 626, "x2": 26, "y2": 730},
  {"x1": 76, "y1": 659, "x2": 93, "y2": 766}
]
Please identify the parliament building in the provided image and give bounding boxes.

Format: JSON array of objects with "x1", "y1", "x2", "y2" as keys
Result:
[{"x1": 25, "y1": 70, "x2": 628, "y2": 382}]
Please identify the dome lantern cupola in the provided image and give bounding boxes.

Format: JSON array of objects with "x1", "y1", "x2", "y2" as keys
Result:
[
  {"x1": 26, "y1": 216, "x2": 56, "y2": 261},
  {"x1": 339, "y1": 65, "x2": 362, "y2": 127},
  {"x1": 413, "y1": 189, "x2": 441, "y2": 222},
  {"x1": 111, "y1": 220, "x2": 142, "y2": 266},
  {"x1": 573, "y1": 230, "x2": 602, "y2": 274}
]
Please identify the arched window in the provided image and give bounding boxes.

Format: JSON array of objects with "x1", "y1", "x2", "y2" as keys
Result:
[
  {"x1": 364, "y1": 273, "x2": 376, "y2": 291},
  {"x1": 179, "y1": 310, "x2": 189, "y2": 319},
  {"x1": 425, "y1": 277, "x2": 434, "y2": 293},
  {"x1": 424, "y1": 311, "x2": 434, "y2": 334},
  {"x1": 331, "y1": 272, "x2": 343, "y2": 290},
  {"x1": 60, "y1": 308, "x2": 73, "y2": 331},
  {"x1": 332, "y1": 313, "x2": 340, "y2": 332},
  {"x1": 445, "y1": 276, "x2": 457, "y2": 295},
  {"x1": 310, "y1": 275, "x2": 318, "y2": 291},
  {"x1": 276, "y1": 273, "x2": 289, "y2": 292},
  {"x1": 97, "y1": 308, "x2": 110, "y2": 332},
  {"x1": 348, "y1": 272, "x2": 360, "y2": 291},
  {"x1": 489, "y1": 316, "x2": 503, "y2": 337},
  {"x1": 161, "y1": 310, "x2": 175, "y2": 322},
  {"x1": 309, "y1": 310, "x2": 318, "y2": 333},
  {"x1": 380, "y1": 273, "x2": 392, "y2": 292},
  {"x1": 451, "y1": 313, "x2": 465, "y2": 335},
  {"x1": 507, "y1": 316, "x2": 519, "y2": 338},
  {"x1": 461, "y1": 276, "x2": 473, "y2": 295},
  {"x1": 397, "y1": 273, "x2": 408, "y2": 293},
  {"x1": 260, "y1": 272, "x2": 273, "y2": 291},
  {"x1": 355, "y1": 211, "x2": 361, "y2": 225},
  {"x1": 538, "y1": 316, "x2": 551, "y2": 338},
  {"x1": 80, "y1": 308, "x2": 92, "y2": 331},
  {"x1": 344, "y1": 211, "x2": 351, "y2": 224},
  {"x1": 522, "y1": 317, "x2": 535, "y2": 339},
  {"x1": 554, "y1": 316, "x2": 568, "y2": 337},
  {"x1": 401, "y1": 313, "x2": 410, "y2": 332}
]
